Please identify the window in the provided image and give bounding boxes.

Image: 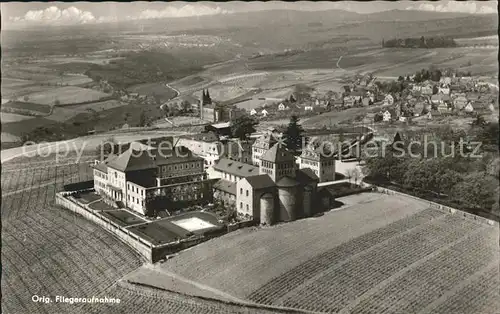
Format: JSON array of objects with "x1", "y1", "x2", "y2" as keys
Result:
[
  {"x1": 141, "y1": 190, "x2": 143, "y2": 196},
  {"x1": 240, "y1": 188, "x2": 243, "y2": 195},
  {"x1": 246, "y1": 204, "x2": 249, "y2": 212},
  {"x1": 246, "y1": 190, "x2": 249, "y2": 197},
  {"x1": 114, "y1": 172, "x2": 117, "y2": 179},
  {"x1": 132, "y1": 197, "x2": 135, "y2": 202},
  {"x1": 240, "y1": 202, "x2": 243, "y2": 209}
]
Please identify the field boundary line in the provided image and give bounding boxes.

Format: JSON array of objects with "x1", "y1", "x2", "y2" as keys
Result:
[
  {"x1": 272, "y1": 210, "x2": 450, "y2": 306},
  {"x1": 118, "y1": 276, "x2": 321, "y2": 314},
  {"x1": 337, "y1": 225, "x2": 491, "y2": 314},
  {"x1": 415, "y1": 260, "x2": 500, "y2": 314},
  {"x1": 145, "y1": 264, "x2": 247, "y2": 303},
  {"x1": 2, "y1": 175, "x2": 77, "y2": 197}
]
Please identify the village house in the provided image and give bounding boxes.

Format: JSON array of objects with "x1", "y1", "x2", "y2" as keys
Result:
[
  {"x1": 343, "y1": 96, "x2": 356, "y2": 108},
  {"x1": 464, "y1": 102, "x2": 474, "y2": 113},
  {"x1": 278, "y1": 103, "x2": 287, "y2": 111},
  {"x1": 362, "y1": 97, "x2": 371, "y2": 107},
  {"x1": 453, "y1": 96, "x2": 469, "y2": 110},
  {"x1": 261, "y1": 109, "x2": 269, "y2": 117},
  {"x1": 440, "y1": 77, "x2": 452, "y2": 85},
  {"x1": 421, "y1": 83, "x2": 434, "y2": 95},
  {"x1": 382, "y1": 109, "x2": 397, "y2": 122},
  {"x1": 437, "y1": 101, "x2": 452, "y2": 114},
  {"x1": 413, "y1": 102, "x2": 426, "y2": 116},
  {"x1": 438, "y1": 84, "x2": 450, "y2": 95},
  {"x1": 250, "y1": 109, "x2": 257, "y2": 115},
  {"x1": 175, "y1": 132, "x2": 223, "y2": 168},
  {"x1": 384, "y1": 94, "x2": 394, "y2": 105},
  {"x1": 304, "y1": 105, "x2": 314, "y2": 111}
]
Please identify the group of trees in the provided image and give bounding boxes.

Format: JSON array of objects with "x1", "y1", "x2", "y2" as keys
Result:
[
  {"x1": 229, "y1": 114, "x2": 307, "y2": 155},
  {"x1": 382, "y1": 36, "x2": 457, "y2": 48},
  {"x1": 413, "y1": 67, "x2": 443, "y2": 83},
  {"x1": 362, "y1": 124, "x2": 500, "y2": 215}
]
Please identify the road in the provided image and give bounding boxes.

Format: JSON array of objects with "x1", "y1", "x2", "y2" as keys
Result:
[{"x1": 1, "y1": 129, "x2": 193, "y2": 164}]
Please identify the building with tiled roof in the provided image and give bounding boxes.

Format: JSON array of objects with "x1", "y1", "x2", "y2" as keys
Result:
[
  {"x1": 213, "y1": 158, "x2": 259, "y2": 182},
  {"x1": 298, "y1": 142, "x2": 336, "y2": 182},
  {"x1": 252, "y1": 132, "x2": 278, "y2": 165},
  {"x1": 92, "y1": 141, "x2": 213, "y2": 216},
  {"x1": 214, "y1": 140, "x2": 325, "y2": 224}
]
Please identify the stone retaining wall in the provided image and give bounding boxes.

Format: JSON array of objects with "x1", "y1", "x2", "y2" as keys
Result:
[{"x1": 375, "y1": 186, "x2": 498, "y2": 227}]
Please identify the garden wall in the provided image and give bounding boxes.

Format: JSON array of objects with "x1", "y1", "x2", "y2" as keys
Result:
[
  {"x1": 55, "y1": 193, "x2": 154, "y2": 261},
  {"x1": 375, "y1": 186, "x2": 498, "y2": 226}
]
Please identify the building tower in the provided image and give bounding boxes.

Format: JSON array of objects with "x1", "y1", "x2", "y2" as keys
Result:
[{"x1": 259, "y1": 143, "x2": 296, "y2": 183}]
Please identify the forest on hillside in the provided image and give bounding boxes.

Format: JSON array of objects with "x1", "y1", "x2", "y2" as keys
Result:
[{"x1": 382, "y1": 36, "x2": 457, "y2": 48}]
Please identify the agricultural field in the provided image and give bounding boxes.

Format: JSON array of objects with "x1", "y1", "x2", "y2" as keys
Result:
[
  {"x1": 140, "y1": 193, "x2": 499, "y2": 313},
  {"x1": 18, "y1": 86, "x2": 111, "y2": 106},
  {"x1": 127, "y1": 82, "x2": 178, "y2": 101},
  {"x1": 1, "y1": 132, "x2": 21, "y2": 143},
  {"x1": 1, "y1": 112, "x2": 35, "y2": 123},
  {"x1": 69, "y1": 99, "x2": 126, "y2": 113},
  {"x1": 1, "y1": 101, "x2": 52, "y2": 114}
]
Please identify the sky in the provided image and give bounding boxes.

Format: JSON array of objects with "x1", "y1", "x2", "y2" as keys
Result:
[{"x1": 1, "y1": 1, "x2": 497, "y2": 29}]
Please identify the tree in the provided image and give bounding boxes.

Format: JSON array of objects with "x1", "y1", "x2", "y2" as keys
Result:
[
  {"x1": 283, "y1": 115, "x2": 306, "y2": 154},
  {"x1": 139, "y1": 111, "x2": 147, "y2": 127},
  {"x1": 450, "y1": 172, "x2": 497, "y2": 210},
  {"x1": 162, "y1": 104, "x2": 170, "y2": 117},
  {"x1": 352, "y1": 168, "x2": 361, "y2": 185},
  {"x1": 181, "y1": 100, "x2": 191, "y2": 113},
  {"x1": 398, "y1": 76, "x2": 404, "y2": 82},
  {"x1": 23, "y1": 95, "x2": 30, "y2": 102},
  {"x1": 231, "y1": 115, "x2": 258, "y2": 141},
  {"x1": 53, "y1": 99, "x2": 61, "y2": 106},
  {"x1": 206, "y1": 89, "x2": 212, "y2": 104}
]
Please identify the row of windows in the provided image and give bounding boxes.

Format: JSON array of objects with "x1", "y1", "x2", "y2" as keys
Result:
[
  {"x1": 127, "y1": 195, "x2": 144, "y2": 206},
  {"x1": 94, "y1": 171, "x2": 107, "y2": 179},
  {"x1": 127, "y1": 184, "x2": 144, "y2": 196},
  {"x1": 302, "y1": 160, "x2": 319, "y2": 167},
  {"x1": 262, "y1": 168, "x2": 272, "y2": 175},
  {"x1": 239, "y1": 202, "x2": 250, "y2": 213},
  {"x1": 172, "y1": 193, "x2": 204, "y2": 202},
  {"x1": 160, "y1": 162, "x2": 201, "y2": 172},
  {"x1": 240, "y1": 188, "x2": 249, "y2": 197},
  {"x1": 223, "y1": 173, "x2": 240, "y2": 182},
  {"x1": 277, "y1": 170, "x2": 292, "y2": 177}
]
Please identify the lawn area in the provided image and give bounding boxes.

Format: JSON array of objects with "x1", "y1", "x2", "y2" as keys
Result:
[
  {"x1": 127, "y1": 82, "x2": 178, "y2": 101},
  {"x1": 100, "y1": 210, "x2": 147, "y2": 227},
  {"x1": 21, "y1": 86, "x2": 111, "y2": 106},
  {"x1": 74, "y1": 191, "x2": 101, "y2": 204},
  {"x1": 89, "y1": 200, "x2": 116, "y2": 211}
]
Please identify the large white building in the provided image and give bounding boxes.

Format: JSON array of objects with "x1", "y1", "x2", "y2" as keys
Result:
[{"x1": 92, "y1": 140, "x2": 213, "y2": 216}]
